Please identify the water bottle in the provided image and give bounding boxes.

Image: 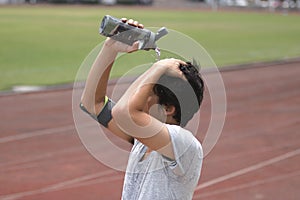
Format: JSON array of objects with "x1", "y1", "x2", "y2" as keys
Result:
[{"x1": 99, "y1": 15, "x2": 168, "y2": 50}]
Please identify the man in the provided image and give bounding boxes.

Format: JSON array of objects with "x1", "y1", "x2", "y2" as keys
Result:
[{"x1": 80, "y1": 18, "x2": 204, "y2": 200}]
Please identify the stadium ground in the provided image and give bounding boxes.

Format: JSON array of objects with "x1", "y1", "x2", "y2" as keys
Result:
[{"x1": 0, "y1": 59, "x2": 299, "y2": 200}]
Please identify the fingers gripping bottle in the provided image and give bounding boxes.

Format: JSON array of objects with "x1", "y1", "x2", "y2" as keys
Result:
[{"x1": 99, "y1": 15, "x2": 168, "y2": 50}]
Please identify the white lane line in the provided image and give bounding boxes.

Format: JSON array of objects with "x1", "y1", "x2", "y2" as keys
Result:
[
  {"x1": 0, "y1": 125, "x2": 75, "y2": 144},
  {"x1": 205, "y1": 140, "x2": 300, "y2": 165},
  {"x1": 0, "y1": 170, "x2": 115, "y2": 200},
  {"x1": 1, "y1": 151, "x2": 90, "y2": 173},
  {"x1": 194, "y1": 170, "x2": 300, "y2": 199},
  {"x1": 0, "y1": 147, "x2": 82, "y2": 168},
  {"x1": 196, "y1": 148, "x2": 300, "y2": 191},
  {"x1": 0, "y1": 122, "x2": 93, "y2": 144},
  {"x1": 60, "y1": 175, "x2": 123, "y2": 190}
]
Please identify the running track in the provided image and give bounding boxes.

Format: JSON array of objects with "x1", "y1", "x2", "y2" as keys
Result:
[{"x1": 0, "y1": 60, "x2": 299, "y2": 200}]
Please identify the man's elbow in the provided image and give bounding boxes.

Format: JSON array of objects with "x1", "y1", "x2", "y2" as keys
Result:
[
  {"x1": 80, "y1": 94, "x2": 95, "y2": 115},
  {"x1": 113, "y1": 103, "x2": 143, "y2": 128},
  {"x1": 112, "y1": 103, "x2": 125, "y2": 119},
  {"x1": 112, "y1": 103, "x2": 134, "y2": 122},
  {"x1": 112, "y1": 104, "x2": 145, "y2": 136}
]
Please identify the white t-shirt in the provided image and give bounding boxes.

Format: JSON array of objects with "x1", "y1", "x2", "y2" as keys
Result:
[{"x1": 121, "y1": 124, "x2": 203, "y2": 200}]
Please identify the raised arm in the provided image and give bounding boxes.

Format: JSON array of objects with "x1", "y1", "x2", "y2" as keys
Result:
[
  {"x1": 80, "y1": 18, "x2": 188, "y2": 157},
  {"x1": 80, "y1": 40, "x2": 117, "y2": 115},
  {"x1": 80, "y1": 19, "x2": 141, "y2": 143},
  {"x1": 81, "y1": 38, "x2": 139, "y2": 115}
]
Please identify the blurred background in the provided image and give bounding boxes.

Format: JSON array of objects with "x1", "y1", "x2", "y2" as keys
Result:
[
  {"x1": 0, "y1": 0, "x2": 300, "y2": 91},
  {"x1": 1, "y1": 1, "x2": 300, "y2": 200},
  {"x1": 1, "y1": 0, "x2": 300, "y2": 9}
]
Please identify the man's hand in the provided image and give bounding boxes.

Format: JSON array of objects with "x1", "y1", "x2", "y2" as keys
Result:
[
  {"x1": 104, "y1": 18, "x2": 144, "y2": 53},
  {"x1": 153, "y1": 58, "x2": 187, "y2": 81}
]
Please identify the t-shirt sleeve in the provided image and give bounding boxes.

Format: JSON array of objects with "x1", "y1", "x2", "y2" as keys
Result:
[{"x1": 164, "y1": 124, "x2": 203, "y2": 176}]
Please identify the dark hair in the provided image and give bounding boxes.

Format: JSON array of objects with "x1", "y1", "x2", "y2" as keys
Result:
[{"x1": 153, "y1": 62, "x2": 204, "y2": 127}]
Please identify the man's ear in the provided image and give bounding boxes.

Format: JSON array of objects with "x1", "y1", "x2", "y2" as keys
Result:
[{"x1": 163, "y1": 105, "x2": 176, "y2": 116}]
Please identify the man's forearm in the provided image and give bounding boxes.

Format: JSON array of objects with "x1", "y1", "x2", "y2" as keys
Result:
[
  {"x1": 81, "y1": 42, "x2": 118, "y2": 115},
  {"x1": 129, "y1": 66, "x2": 165, "y2": 112},
  {"x1": 115, "y1": 63, "x2": 164, "y2": 110},
  {"x1": 116, "y1": 58, "x2": 185, "y2": 113},
  {"x1": 111, "y1": 63, "x2": 168, "y2": 136}
]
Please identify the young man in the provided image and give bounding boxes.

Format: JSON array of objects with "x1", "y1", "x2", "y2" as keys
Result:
[{"x1": 80, "y1": 18, "x2": 205, "y2": 200}]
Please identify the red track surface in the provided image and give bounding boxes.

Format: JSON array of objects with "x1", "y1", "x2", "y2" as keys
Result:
[{"x1": 0, "y1": 61, "x2": 299, "y2": 200}]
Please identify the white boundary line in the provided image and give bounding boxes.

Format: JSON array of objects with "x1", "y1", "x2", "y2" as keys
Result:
[
  {"x1": 0, "y1": 170, "x2": 116, "y2": 200},
  {"x1": 194, "y1": 170, "x2": 300, "y2": 198},
  {"x1": 3, "y1": 149, "x2": 299, "y2": 200},
  {"x1": 60, "y1": 175, "x2": 123, "y2": 190},
  {"x1": 0, "y1": 147, "x2": 82, "y2": 168},
  {"x1": 0, "y1": 122, "x2": 94, "y2": 144},
  {"x1": 196, "y1": 148, "x2": 300, "y2": 191},
  {"x1": 0, "y1": 125, "x2": 75, "y2": 144}
]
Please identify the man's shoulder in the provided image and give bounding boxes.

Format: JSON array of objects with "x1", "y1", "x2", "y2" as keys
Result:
[
  {"x1": 165, "y1": 124, "x2": 199, "y2": 142},
  {"x1": 165, "y1": 124, "x2": 202, "y2": 156}
]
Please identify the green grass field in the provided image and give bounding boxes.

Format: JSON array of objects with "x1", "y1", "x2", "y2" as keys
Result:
[{"x1": 0, "y1": 5, "x2": 300, "y2": 90}]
